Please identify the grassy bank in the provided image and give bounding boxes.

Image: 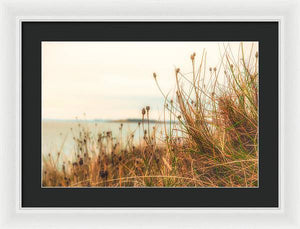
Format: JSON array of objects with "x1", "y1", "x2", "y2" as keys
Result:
[{"x1": 42, "y1": 44, "x2": 258, "y2": 187}]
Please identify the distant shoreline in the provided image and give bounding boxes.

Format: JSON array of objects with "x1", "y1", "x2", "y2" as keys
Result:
[{"x1": 42, "y1": 118, "x2": 177, "y2": 124}]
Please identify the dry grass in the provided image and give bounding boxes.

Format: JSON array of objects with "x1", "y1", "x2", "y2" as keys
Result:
[{"x1": 42, "y1": 43, "x2": 258, "y2": 187}]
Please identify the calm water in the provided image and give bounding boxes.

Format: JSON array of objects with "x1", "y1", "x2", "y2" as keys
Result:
[{"x1": 42, "y1": 120, "x2": 166, "y2": 158}]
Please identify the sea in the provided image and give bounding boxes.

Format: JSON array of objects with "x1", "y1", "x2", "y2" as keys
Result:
[{"x1": 42, "y1": 120, "x2": 168, "y2": 159}]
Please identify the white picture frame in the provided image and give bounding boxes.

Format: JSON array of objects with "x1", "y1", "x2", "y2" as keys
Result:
[{"x1": 0, "y1": 0, "x2": 298, "y2": 228}]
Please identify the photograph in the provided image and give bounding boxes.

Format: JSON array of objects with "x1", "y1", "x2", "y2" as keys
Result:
[{"x1": 42, "y1": 41, "x2": 259, "y2": 188}]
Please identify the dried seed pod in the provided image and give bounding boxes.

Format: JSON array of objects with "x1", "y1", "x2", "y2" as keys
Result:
[
  {"x1": 142, "y1": 108, "x2": 146, "y2": 115},
  {"x1": 79, "y1": 158, "x2": 83, "y2": 166},
  {"x1": 190, "y1": 52, "x2": 196, "y2": 61}
]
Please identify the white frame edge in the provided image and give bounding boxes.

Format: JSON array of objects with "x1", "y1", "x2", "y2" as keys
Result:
[{"x1": 0, "y1": 0, "x2": 298, "y2": 228}]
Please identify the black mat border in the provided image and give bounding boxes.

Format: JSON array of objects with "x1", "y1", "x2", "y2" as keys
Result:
[{"x1": 22, "y1": 22, "x2": 278, "y2": 207}]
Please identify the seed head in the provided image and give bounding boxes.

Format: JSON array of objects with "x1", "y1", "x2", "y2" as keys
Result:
[
  {"x1": 255, "y1": 52, "x2": 259, "y2": 58},
  {"x1": 175, "y1": 68, "x2": 180, "y2": 74},
  {"x1": 153, "y1": 72, "x2": 157, "y2": 79},
  {"x1": 178, "y1": 115, "x2": 182, "y2": 119},
  {"x1": 99, "y1": 170, "x2": 108, "y2": 179},
  {"x1": 190, "y1": 52, "x2": 196, "y2": 61},
  {"x1": 209, "y1": 67, "x2": 212, "y2": 72},
  {"x1": 213, "y1": 67, "x2": 217, "y2": 72},
  {"x1": 146, "y1": 106, "x2": 150, "y2": 112},
  {"x1": 142, "y1": 108, "x2": 146, "y2": 115},
  {"x1": 106, "y1": 131, "x2": 112, "y2": 137}
]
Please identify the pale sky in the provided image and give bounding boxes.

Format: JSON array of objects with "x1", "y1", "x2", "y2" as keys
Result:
[{"x1": 42, "y1": 42, "x2": 258, "y2": 120}]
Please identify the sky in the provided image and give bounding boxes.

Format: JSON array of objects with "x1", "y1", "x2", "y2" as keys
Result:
[{"x1": 42, "y1": 42, "x2": 258, "y2": 120}]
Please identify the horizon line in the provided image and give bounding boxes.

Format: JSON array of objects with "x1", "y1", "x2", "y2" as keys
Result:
[{"x1": 42, "y1": 118, "x2": 176, "y2": 123}]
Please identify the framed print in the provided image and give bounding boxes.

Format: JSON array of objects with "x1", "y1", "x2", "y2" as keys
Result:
[{"x1": 21, "y1": 22, "x2": 278, "y2": 208}]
